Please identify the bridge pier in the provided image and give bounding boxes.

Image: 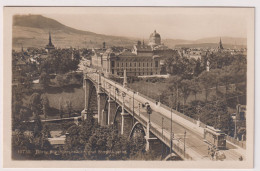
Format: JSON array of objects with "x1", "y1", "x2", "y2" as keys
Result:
[
  {"x1": 108, "y1": 99, "x2": 117, "y2": 125},
  {"x1": 97, "y1": 93, "x2": 107, "y2": 125},
  {"x1": 145, "y1": 123, "x2": 158, "y2": 152},
  {"x1": 121, "y1": 112, "x2": 133, "y2": 137},
  {"x1": 81, "y1": 78, "x2": 92, "y2": 120}
]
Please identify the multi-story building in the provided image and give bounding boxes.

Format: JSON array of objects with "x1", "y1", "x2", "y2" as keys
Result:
[{"x1": 91, "y1": 30, "x2": 177, "y2": 77}]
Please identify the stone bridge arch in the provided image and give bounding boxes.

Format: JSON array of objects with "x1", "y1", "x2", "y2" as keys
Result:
[
  {"x1": 112, "y1": 105, "x2": 134, "y2": 137},
  {"x1": 129, "y1": 122, "x2": 146, "y2": 139}
]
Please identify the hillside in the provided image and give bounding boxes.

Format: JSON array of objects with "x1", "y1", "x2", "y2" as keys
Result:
[
  {"x1": 12, "y1": 15, "x2": 136, "y2": 50},
  {"x1": 12, "y1": 15, "x2": 247, "y2": 51}
]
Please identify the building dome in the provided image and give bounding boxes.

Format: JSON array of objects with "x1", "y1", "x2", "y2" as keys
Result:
[
  {"x1": 150, "y1": 30, "x2": 161, "y2": 38},
  {"x1": 149, "y1": 30, "x2": 161, "y2": 46}
]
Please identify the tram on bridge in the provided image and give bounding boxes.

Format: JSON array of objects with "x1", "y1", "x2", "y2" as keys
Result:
[{"x1": 204, "y1": 126, "x2": 226, "y2": 149}]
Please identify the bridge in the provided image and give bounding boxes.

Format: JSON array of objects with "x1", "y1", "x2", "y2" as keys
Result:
[{"x1": 81, "y1": 68, "x2": 245, "y2": 161}]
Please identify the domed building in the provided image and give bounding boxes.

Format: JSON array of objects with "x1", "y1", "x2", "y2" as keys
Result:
[
  {"x1": 91, "y1": 29, "x2": 177, "y2": 77},
  {"x1": 148, "y1": 30, "x2": 161, "y2": 46}
]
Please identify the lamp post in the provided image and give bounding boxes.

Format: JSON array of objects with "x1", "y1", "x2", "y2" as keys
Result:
[
  {"x1": 170, "y1": 93, "x2": 173, "y2": 154},
  {"x1": 162, "y1": 117, "x2": 164, "y2": 139},
  {"x1": 146, "y1": 103, "x2": 152, "y2": 123},
  {"x1": 115, "y1": 86, "x2": 118, "y2": 103},
  {"x1": 132, "y1": 91, "x2": 135, "y2": 126},
  {"x1": 184, "y1": 130, "x2": 186, "y2": 157},
  {"x1": 139, "y1": 103, "x2": 141, "y2": 116},
  {"x1": 161, "y1": 116, "x2": 164, "y2": 159},
  {"x1": 122, "y1": 92, "x2": 126, "y2": 110}
]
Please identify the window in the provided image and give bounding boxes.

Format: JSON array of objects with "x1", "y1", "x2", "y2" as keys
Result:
[
  {"x1": 139, "y1": 63, "x2": 140, "y2": 67},
  {"x1": 111, "y1": 61, "x2": 115, "y2": 67},
  {"x1": 155, "y1": 61, "x2": 159, "y2": 67},
  {"x1": 130, "y1": 62, "x2": 131, "y2": 67},
  {"x1": 151, "y1": 62, "x2": 153, "y2": 67},
  {"x1": 143, "y1": 63, "x2": 144, "y2": 67},
  {"x1": 147, "y1": 63, "x2": 148, "y2": 67},
  {"x1": 135, "y1": 62, "x2": 136, "y2": 67},
  {"x1": 112, "y1": 69, "x2": 114, "y2": 74},
  {"x1": 121, "y1": 62, "x2": 123, "y2": 67},
  {"x1": 117, "y1": 63, "x2": 119, "y2": 67},
  {"x1": 126, "y1": 63, "x2": 128, "y2": 67}
]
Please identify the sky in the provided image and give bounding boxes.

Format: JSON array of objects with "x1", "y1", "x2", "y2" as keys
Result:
[{"x1": 25, "y1": 7, "x2": 251, "y2": 40}]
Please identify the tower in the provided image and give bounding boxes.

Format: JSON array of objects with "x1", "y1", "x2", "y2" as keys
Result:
[
  {"x1": 21, "y1": 43, "x2": 24, "y2": 52},
  {"x1": 218, "y1": 37, "x2": 224, "y2": 51},
  {"x1": 45, "y1": 31, "x2": 55, "y2": 53}
]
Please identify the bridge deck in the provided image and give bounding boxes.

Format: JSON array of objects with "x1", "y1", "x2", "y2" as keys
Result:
[{"x1": 85, "y1": 69, "x2": 245, "y2": 161}]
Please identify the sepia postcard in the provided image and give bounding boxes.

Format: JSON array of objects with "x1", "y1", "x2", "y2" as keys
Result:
[{"x1": 2, "y1": 7, "x2": 255, "y2": 168}]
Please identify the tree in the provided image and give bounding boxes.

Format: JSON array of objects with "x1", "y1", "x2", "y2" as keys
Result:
[
  {"x1": 39, "y1": 72, "x2": 50, "y2": 89},
  {"x1": 12, "y1": 130, "x2": 34, "y2": 153},
  {"x1": 41, "y1": 94, "x2": 49, "y2": 119},
  {"x1": 79, "y1": 112, "x2": 96, "y2": 145},
  {"x1": 168, "y1": 75, "x2": 182, "y2": 110},
  {"x1": 56, "y1": 74, "x2": 67, "y2": 87},
  {"x1": 198, "y1": 71, "x2": 215, "y2": 101},
  {"x1": 180, "y1": 79, "x2": 192, "y2": 105},
  {"x1": 40, "y1": 124, "x2": 52, "y2": 150},
  {"x1": 194, "y1": 58, "x2": 203, "y2": 77},
  {"x1": 64, "y1": 125, "x2": 82, "y2": 151},
  {"x1": 190, "y1": 78, "x2": 200, "y2": 100},
  {"x1": 59, "y1": 97, "x2": 64, "y2": 119},
  {"x1": 199, "y1": 99, "x2": 229, "y2": 132},
  {"x1": 19, "y1": 107, "x2": 32, "y2": 121},
  {"x1": 65, "y1": 99, "x2": 72, "y2": 117},
  {"x1": 209, "y1": 69, "x2": 221, "y2": 94},
  {"x1": 33, "y1": 114, "x2": 43, "y2": 138},
  {"x1": 29, "y1": 93, "x2": 41, "y2": 117}
]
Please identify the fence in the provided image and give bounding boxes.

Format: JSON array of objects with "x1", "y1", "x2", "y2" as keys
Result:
[{"x1": 226, "y1": 135, "x2": 246, "y2": 149}]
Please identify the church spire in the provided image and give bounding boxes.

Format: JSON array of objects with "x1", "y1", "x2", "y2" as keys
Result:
[
  {"x1": 218, "y1": 37, "x2": 224, "y2": 50},
  {"x1": 45, "y1": 31, "x2": 55, "y2": 53},
  {"x1": 49, "y1": 31, "x2": 52, "y2": 46}
]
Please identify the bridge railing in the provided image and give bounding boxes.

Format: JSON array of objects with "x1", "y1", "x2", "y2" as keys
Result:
[
  {"x1": 149, "y1": 123, "x2": 193, "y2": 160},
  {"x1": 226, "y1": 135, "x2": 246, "y2": 149},
  {"x1": 159, "y1": 103, "x2": 197, "y2": 125}
]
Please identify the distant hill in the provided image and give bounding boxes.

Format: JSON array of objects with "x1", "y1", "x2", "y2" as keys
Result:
[
  {"x1": 12, "y1": 14, "x2": 247, "y2": 51},
  {"x1": 174, "y1": 43, "x2": 246, "y2": 49},
  {"x1": 163, "y1": 37, "x2": 246, "y2": 49},
  {"x1": 12, "y1": 15, "x2": 137, "y2": 50}
]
